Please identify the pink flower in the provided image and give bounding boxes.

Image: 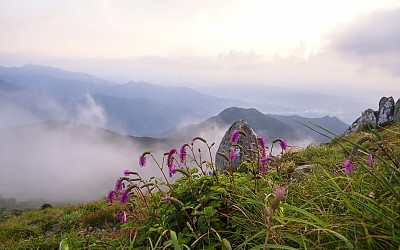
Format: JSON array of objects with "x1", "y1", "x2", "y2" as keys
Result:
[
  {"x1": 124, "y1": 169, "x2": 130, "y2": 176},
  {"x1": 180, "y1": 144, "x2": 187, "y2": 163},
  {"x1": 115, "y1": 178, "x2": 123, "y2": 193},
  {"x1": 107, "y1": 190, "x2": 115, "y2": 204},
  {"x1": 260, "y1": 156, "x2": 269, "y2": 174},
  {"x1": 343, "y1": 159, "x2": 355, "y2": 175},
  {"x1": 228, "y1": 150, "x2": 237, "y2": 162},
  {"x1": 169, "y1": 164, "x2": 178, "y2": 177},
  {"x1": 273, "y1": 187, "x2": 287, "y2": 198},
  {"x1": 368, "y1": 154, "x2": 376, "y2": 167},
  {"x1": 167, "y1": 148, "x2": 177, "y2": 168},
  {"x1": 116, "y1": 211, "x2": 129, "y2": 224},
  {"x1": 279, "y1": 139, "x2": 287, "y2": 151},
  {"x1": 230, "y1": 129, "x2": 239, "y2": 144},
  {"x1": 120, "y1": 190, "x2": 130, "y2": 204},
  {"x1": 139, "y1": 155, "x2": 146, "y2": 167},
  {"x1": 258, "y1": 137, "x2": 267, "y2": 158}
]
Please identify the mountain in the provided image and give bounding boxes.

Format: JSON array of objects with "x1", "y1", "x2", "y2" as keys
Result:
[
  {"x1": 269, "y1": 114, "x2": 349, "y2": 142},
  {"x1": 0, "y1": 64, "x2": 114, "y2": 98},
  {"x1": 0, "y1": 64, "x2": 350, "y2": 139},
  {"x1": 0, "y1": 64, "x2": 241, "y2": 136},
  {"x1": 92, "y1": 94, "x2": 180, "y2": 136},
  {"x1": 174, "y1": 107, "x2": 348, "y2": 145},
  {"x1": 0, "y1": 64, "x2": 114, "y2": 85},
  {"x1": 0, "y1": 120, "x2": 172, "y2": 203},
  {"x1": 197, "y1": 84, "x2": 371, "y2": 124},
  {"x1": 0, "y1": 79, "x2": 71, "y2": 127},
  {"x1": 95, "y1": 81, "x2": 240, "y2": 121},
  {"x1": 207, "y1": 107, "x2": 302, "y2": 141},
  {"x1": 175, "y1": 107, "x2": 306, "y2": 144}
]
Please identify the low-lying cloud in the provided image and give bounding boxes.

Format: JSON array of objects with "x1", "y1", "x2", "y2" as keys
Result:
[{"x1": 0, "y1": 121, "x2": 175, "y2": 204}]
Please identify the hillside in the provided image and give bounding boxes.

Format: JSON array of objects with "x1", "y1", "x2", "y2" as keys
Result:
[{"x1": 1, "y1": 121, "x2": 398, "y2": 249}]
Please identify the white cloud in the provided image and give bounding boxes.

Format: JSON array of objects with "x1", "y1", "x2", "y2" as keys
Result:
[{"x1": 76, "y1": 94, "x2": 107, "y2": 127}]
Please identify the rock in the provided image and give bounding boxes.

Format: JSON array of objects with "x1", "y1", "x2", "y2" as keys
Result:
[
  {"x1": 343, "y1": 109, "x2": 377, "y2": 136},
  {"x1": 289, "y1": 164, "x2": 315, "y2": 180},
  {"x1": 296, "y1": 164, "x2": 315, "y2": 171},
  {"x1": 394, "y1": 98, "x2": 400, "y2": 122},
  {"x1": 45, "y1": 223, "x2": 61, "y2": 237},
  {"x1": 215, "y1": 120, "x2": 257, "y2": 172},
  {"x1": 377, "y1": 97, "x2": 395, "y2": 125},
  {"x1": 344, "y1": 109, "x2": 377, "y2": 136},
  {"x1": 363, "y1": 109, "x2": 379, "y2": 126},
  {"x1": 344, "y1": 96, "x2": 398, "y2": 136}
]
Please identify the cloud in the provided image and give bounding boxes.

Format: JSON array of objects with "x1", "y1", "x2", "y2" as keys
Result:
[
  {"x1": 0, "y1": 120, "x2": 181, "y2": 203},
  {"x1": 328, "y1": 7, "x2": 400, "y2": 75},
  {"x1": 76, "y1": 94, "x2": 107, "y2": 128}
]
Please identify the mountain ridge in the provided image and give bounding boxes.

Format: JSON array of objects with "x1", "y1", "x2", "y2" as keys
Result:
[{"x1": 0, "y1": 64, "x2": 349, "y2": 139}]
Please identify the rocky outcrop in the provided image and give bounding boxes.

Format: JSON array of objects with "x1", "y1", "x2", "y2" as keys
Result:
[
  {"x1": 394, "y1": 99, "x2": 400, "y2": 122},
  {"x1": 215, "y1": 120, "x2": 257, "y2": 172},
  {"x1": 378, "y1": 97, "x2": 395, "y2": 125},
  {"x1": 344, "y1": 96, "x2": 399, "y2": 136}
]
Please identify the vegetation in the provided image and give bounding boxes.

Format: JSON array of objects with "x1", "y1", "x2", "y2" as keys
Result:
[{"x1": 0, "y1": 122, "x2": 399, "y2": 249}]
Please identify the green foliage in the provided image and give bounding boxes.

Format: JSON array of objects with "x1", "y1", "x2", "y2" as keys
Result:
[
  {"x1": 80, "y1": 206, "x2": 120, "y2": 228},
  {"x1": 40, "y1": 203, "x2": 53, "y2": 210},
  {"x1": 0, "y1": 199, "x2": 125, "y2": 249}
]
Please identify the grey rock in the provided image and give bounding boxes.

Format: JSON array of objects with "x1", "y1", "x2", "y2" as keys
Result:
[
  {"x1": 215, "y1": 120, "x2": 257, "y2": 172},
  {"x1": 362, "y1": 109, "x2": 378, "y2": 126},
  {"x1": 344, "y1": 96, "x2": 397, "y2": 136},
  {"x1": 296, "y1": 164, "x2": 315, "y2": 171},
  {"x1": 394, "y1": 98, "x2": 400, "y2": 122},
  {"x1": 377, "y1": 97, "x2": 395, "y2": 125},
  {"x1": 343, "y1": 109, "x2": 377, "y2": 136},
  {"x1": 45, "y1": 223, "x2": 61, "y2": 237}
]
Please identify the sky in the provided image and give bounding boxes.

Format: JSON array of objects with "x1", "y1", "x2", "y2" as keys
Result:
[{"x1": 0, "y1": 0, "x2": 399, "y2": 98}]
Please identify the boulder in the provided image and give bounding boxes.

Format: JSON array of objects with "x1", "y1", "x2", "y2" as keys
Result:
[
  {"x1": 215, "y1": 120, "x2": 257, "y2": 172},
  {"x1": 344, "y1": 109, "x2": 376, "y2": 136},
  {"x1": 344, "y1": 96, "x2": 398, "y2": 136},
  {"x1": 377, "y1": 97, "x2": 395, "y2": 125},
  {"x1": 394, "y1": 98, "x2": 400, "y2": 122}
]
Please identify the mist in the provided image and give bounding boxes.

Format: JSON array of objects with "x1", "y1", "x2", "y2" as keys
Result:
[
  {"x1": 0, "y1": 93, "x2": 164, "y2": 204},
  {"x1": 0, "y1": 125, "x2": 232, "y2": 204}
]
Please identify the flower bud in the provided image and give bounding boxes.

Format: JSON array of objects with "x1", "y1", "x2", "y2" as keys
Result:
[
  {"x1": 222, "y1": 238, "x2": 232, "y2": 250},
  {"x1": 264, "y1": 206, "x2": 271, "y2": 218}
]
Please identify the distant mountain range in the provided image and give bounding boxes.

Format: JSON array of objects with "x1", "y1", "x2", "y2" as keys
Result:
[
  {"x1": 197, "y1": 84, "x2": 372, "y2": 124},
  {"x1": 0, "y1": 64, "x2": 349, "y2": 141},
  {"x1": 0, "y1": 64, "x2": 238, "y2": 136}
]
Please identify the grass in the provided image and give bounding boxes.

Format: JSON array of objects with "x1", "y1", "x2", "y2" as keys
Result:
[
  {"x1": 0, "y1": 200, "x2": 124, "y2": 249},
  {"x1": 0, "y1": 122, "x2": 399, "y2": 249}
]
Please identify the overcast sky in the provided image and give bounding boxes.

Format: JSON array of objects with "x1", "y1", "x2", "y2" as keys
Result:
[{"x1": 0, "y1": 0, "x2": 399, "y2": 98}]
